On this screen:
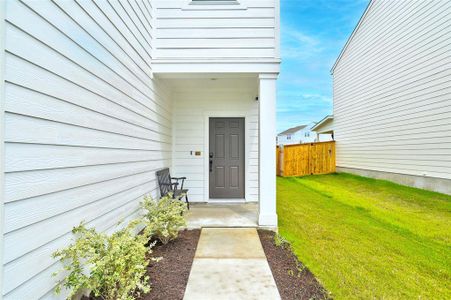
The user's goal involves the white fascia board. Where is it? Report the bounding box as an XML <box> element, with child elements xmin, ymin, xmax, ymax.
<box><xmin>311</xmin><ymin>115</ymin><xmax>333</xmax><ymax>131</ymax></box>
<box><xmin>152</xmin><ymin>59</ymin><xmax>281</xmax><ymax>74</ymax></box>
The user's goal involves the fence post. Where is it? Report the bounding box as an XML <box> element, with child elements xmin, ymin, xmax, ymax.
<box><xmin>280</xmin><ymin>145</ymin><xmax>284</xmax><ymax>177</ymax></box>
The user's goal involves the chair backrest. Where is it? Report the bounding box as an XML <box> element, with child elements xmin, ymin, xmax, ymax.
<box><xmin>156</xmin><ymin>168</ymin><xmax>172</xmax><ymax>197</ymax></box>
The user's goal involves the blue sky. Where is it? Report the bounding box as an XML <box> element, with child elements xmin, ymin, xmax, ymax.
<box><xmin>277</xmin><ymin>0</ymin><xmax>369</xmax><ymax>132</ymax></box>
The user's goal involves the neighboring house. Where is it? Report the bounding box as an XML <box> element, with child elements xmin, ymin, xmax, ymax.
<box><xmin>331</xmin><ymin>0</ymin><xmax>451</xmax><ymax>194</ymax></box>
<box><xmin>311</xmin><ymin>115</ymin><xmax>334</xmax><ymax>142</ymax></box>
<box><xmin>277</xmin><ymin>123</ymin><xmax>316</xmax><ymax>145</ymax></box>
<box><xmin>0</xmin><ymin>0</ymin><xmax>281</xmax><ymax>298</ymax></box>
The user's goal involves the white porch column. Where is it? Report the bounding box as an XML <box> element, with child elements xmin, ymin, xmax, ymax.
<box><xmin>258</xmin><ymin>73</ymin><xmax>278</xmax><ymax>227</ymax></box>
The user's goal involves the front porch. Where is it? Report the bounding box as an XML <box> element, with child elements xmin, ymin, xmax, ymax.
<box><xmin>156</xmin><ymin>72</ymin><xmax>279</xmax><ymax>228</ymax></box>
<box><xmin>185</xmin><ymin>203</ymin><xmax>258</xmax><ymax>229</ymax></box>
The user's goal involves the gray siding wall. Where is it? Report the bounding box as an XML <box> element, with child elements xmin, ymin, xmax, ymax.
<box><xmin>2</xmin><ymin>0</ymin><xmax>172</xmax><ymax>298</ymax></box>
<box><xmin>333</xmin><ymin>0</ymin><xmax>451</xmax><ymax>181</ymax></box>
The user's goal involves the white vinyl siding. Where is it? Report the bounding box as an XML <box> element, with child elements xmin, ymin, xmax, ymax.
<box><xmin>333</xmin><ymin>0</ymin><xmax>451</xmax><ymax>179</ymax></box>
<box><xmin>2</xmin><ymin>0</ymin><xmax>172</xmax><ymax>299</ymax></box>
<box><xmin>314</xmin><ymin>119</ymin><xmax>333</xmax><ymax>134</ymax></box>
<box><xmin>154</xmin><ymin>0</ymin><xmax>277</xmax><ymax>59</ymax></box>
<box><xmin>171</xmin><ymin>78</ymin><xmax>259</xmax><ymax>201</ymax></box>
<box><xmin>277</xmin><ymin>126</ymin><xmax>316</xmax><ymax>146</ymax></box>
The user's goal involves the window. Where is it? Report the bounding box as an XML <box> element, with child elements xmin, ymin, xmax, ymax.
<box><xmin>305</xmin><ymin>132</ymin><xmax>310</xmax><ymax>137</ymax></box>
<box><xmin>191</xmin><ymin>0</ymin><xmax>238</xmax><ymax>4</ymax></box>
<box><xmin>287</xmin><ymin>135</ymin><xmax>291</xmax><ymax>140</ymax></box>
<box><xmin>185</xmin><ymin>0</ymin><xmax>244</xmax><ymax>10</ymax></box>
<box><xmin>192</xmin><ymin>0</ymin><xmax>237</xmax><ymax>2</ymax></box>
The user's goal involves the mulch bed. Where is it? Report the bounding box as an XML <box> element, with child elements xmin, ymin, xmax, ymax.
<box><xmin>83</xmin><ymin>229</ymin><xmax>327</xmax><ymax>300</ymax></box>
<box><xmin>142</xmin><ymin>229</ymin><xmax>201</xmax><ymax>300</ymax></box>
<box><xmin>258</xmin><ymin>230</ymin><xmax>330</xmax><ymax>300</ymax></box>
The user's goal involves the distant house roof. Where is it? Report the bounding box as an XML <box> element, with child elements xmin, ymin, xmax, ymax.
<box><xmin>311</xmin><ymin>115</ymin><xmax>333</xmax><ymax>131</ymax></box>
<box><xmin>278</xmin><ymin>125</ymin><xmax>307</xmax><ymax>136</ymax></box>
<box><xmin>330</xmin><ymin>0</ymin><xmax>374</xmax><ymax>74</ymax></box>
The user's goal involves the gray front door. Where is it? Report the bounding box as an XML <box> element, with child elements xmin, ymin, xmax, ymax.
<box><xmin>209</xmin><ymin>118</ymin><xmax>245</xmax><ymax>198</ymax></box>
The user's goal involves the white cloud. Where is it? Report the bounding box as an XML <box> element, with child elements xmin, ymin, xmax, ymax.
<box><xmin>281</xmin><ymin>26</ymin><xmax>324</xmax><ymax>60</ymax></box>
<box><xmin>277</xmin><ymin>93</ymin><xmax>331</xmax><ymax>113</ymax></box>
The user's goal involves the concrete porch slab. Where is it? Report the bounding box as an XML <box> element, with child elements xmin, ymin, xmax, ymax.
<box><xmin>195</xmin><ymin>228</ymin><xmax>265</xmax><ymax>259</ymax></box>
<box><xmin>186</xmin><ymin>203</ymin><xmax>258</xmax><ymax>229</ymax></box>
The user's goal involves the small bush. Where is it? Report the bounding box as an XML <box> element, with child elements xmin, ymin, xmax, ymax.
<box><xmin>52</xmin><ymin>222</ymin><xmax>153</xmax><ymax>300</ymax></box>
<box><xmin>274</xmin><ymin>233</ymin><xmax>290</xmax><ymax>248</ymax></box>
<box><xmin>141</xmin><ymin>194</ymin><xmax>187</xmax><ymax>244</ymax></box>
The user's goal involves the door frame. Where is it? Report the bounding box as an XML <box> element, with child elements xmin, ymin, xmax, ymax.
<box><xmin>203</xmin><ymin>111</ymin><xmax>249</xmax><ymax>202</ymax></box>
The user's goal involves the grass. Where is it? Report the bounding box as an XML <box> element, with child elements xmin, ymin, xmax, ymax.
<box><xmin>277</xmin><ymin>173</ymin><xmax>451</xmax><ymax>299</ymax></box>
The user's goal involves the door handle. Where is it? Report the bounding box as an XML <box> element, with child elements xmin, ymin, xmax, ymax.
<box><xmin>209</xmin><ymin>153</ymin><xmax>214</xmax><ymax>172</ymax></box>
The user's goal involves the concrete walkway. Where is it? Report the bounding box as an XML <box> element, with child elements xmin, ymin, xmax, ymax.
<box><xmin>184</xmin><ymin>228</ymin><xmax>281</xmax><ymax>300</ymax></box>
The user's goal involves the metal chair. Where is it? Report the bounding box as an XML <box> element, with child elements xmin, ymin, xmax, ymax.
<box><xmin>156</xmin><ymin>168</ymin><xmax>189</xmax><ymax>209</ymax></box>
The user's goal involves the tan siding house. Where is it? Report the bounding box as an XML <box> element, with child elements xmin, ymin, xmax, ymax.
<box><xmin>332</xmin><ymin>0</ymin><xmax>451</xmax><ymax>194</ymax></box>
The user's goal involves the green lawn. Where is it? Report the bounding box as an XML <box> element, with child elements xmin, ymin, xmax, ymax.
<box><xmin>277</xmin><ymin>173</ymin><xmax>451</xmax><ymax>299</ymax></box>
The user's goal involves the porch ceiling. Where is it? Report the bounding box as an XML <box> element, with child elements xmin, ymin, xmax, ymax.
<box><xmin>154</xmin><ymin>72</ymin><xmax>259</xmax><ymax>79</ymax></box>
<box><xmin>160</xmin><ymin>75</ymin><xmax>259</xmax><ymax>93</ymax></box>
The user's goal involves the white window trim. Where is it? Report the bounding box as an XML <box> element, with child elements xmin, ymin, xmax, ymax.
<box><xmin>183</xmin><ymin>0</ymin><xmax>247</xmax><ymax>10</ymax></box>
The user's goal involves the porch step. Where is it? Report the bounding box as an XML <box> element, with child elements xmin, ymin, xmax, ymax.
<box><xmin>185</xmin><ymin>203</ymin><xmax>258</xmax><ymax>229</ymax></box>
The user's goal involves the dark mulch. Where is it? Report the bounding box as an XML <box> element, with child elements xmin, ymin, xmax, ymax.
<box><xmin>258</xmin><ymin>230</ymin><xmax>330</xmax><ymax>300</ymax></box>
<box><xmin>141</xmin><ymin>229</ymin><xmax>200</xmax><ymax>300</ymax></box>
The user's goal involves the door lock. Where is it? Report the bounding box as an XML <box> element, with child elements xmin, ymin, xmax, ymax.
<box><xmin>209</xmin><ymin>153</ymin><xmax>214</xmax><ymax>172</ymax></box>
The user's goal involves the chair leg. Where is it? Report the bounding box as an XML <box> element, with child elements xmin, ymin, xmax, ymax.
<box><xmin>185</xmin><ymin>194</ymin><xmax>190</xmax><ymax>210</ymax></box>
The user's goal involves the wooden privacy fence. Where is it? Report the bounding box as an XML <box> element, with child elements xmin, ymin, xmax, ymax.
<box><xmin>277</xmin><ymin>141</ymin><xmax>336</xmax><ymax>176</ymax></box>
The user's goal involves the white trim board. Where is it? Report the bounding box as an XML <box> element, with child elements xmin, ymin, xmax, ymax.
<box><xmin>182</xmin><ymin>0</ymin><xmax>247</xmax><ymax>10</ymax></box>
<box><xmin>203</xmin><ymin>111</ymin><xmax>251</xmax><ymax>203</ymax></box>
<box><xmin>152</xmin><ymin>61</ymin><xmax>280</xmax><ymax>74</ymax></box>
<box><xmin>0</xmin><ymin>0</ymin><xmax>6</xmax><ymax>297</ymax></box>
<box><xmin>274</xmin><ymin>0</ymin><xmax>281</xmax><ymax>59</ymax></box>
<box><xmin>208</xmin><ymin>198</ymin><xmax>247</xmax><ymax>203</ymax></box>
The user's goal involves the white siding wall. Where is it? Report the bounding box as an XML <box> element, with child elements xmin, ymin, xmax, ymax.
<box><xmin>277</xmin><ymin>127</ymin><xmax>316</xmax><ymax>145</ymax></box>
<box><xmin>333</xmin><ymin>0</ymin><xmax>451</xmax><ymax>180</ymax></box>
<box><xmin>170</xmin><ymin>77</ymin><xmax>259</xmax><ymax>202</ymax></box>
<box><xmin>314</xmin><ymin>119</ymin><xmax>334</xmax><ymax>142</ymax></box>
<box><xmin>297</xmin><ymin>127</ymin><xmax>316</xmax><ymax>144</ymax></box>
<box><xmin>277</xmin><ymin>132</ymin><xmax>301</xmax><ymax>145</ymax></box>
<box><xmin>317</xmin><ymin>134</ymin><xmax>333</xmax><ymax>142</ymax></box>
<box><xmin>154</xmin><ymin>0</ymin><xmax>277</xmax><ymax>59</ymax></box>
<box><xmin>2</xmin><ymin>0</ymin><xmax>172</xmax><ymax>299</ymax></box>
<box><xmin>314</xmin><ymin>119</ymin><xmax>333</xmax><ymax>134</ymax></box>
<box><xmin>277</xmin><ymin>134</ymin><xmax>292</xmax><ymax>146</ymax></box>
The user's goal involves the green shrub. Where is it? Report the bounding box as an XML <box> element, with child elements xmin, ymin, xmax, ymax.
<box><xmin>274</xmin><ymin>232</ymin><xmax>290</xmax><ymax>249</ymax></box>
<box><xmin>52</xmin><ymin>222</ymin><xmax>153</xmax><ymax>300</ymax></box>
<box><xmin>141</xmin><ymin>194</ymin><xmax>187</xmax><ymax>244</ymax></box>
